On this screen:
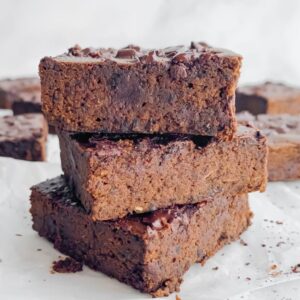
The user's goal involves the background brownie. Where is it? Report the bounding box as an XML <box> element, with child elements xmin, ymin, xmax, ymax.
<box><xmin>40</xmin><ymin>42</ymin><xmax>242</xmax><ymax>137</ymax></box>
<box><xmin>238</xmin><ymin>112</ymin><xmax>300</xmax><ymax>181</ymax></box>
<box><xmin>0</xmin><ymin>113</ymin><xmax>47</xmax><ymax>161</ymax></box>
<box><xmin>236</xmin><ymin>82</ymin><xmax>300</xmax><ymax>115</ymax></box>
<box><xmin>30</xmin><ymin>176</ymin><xmax>252</xmax><ymax>297</ymax></box>
<box><xmin>0</xmin><ymin>77</ymin><xmax>40</xmax><ymax>110</ymax></box>
<box><xmin>58</xmin><ymin>124</ymin><xmax>267</xmax><ymax>221</ymax></box>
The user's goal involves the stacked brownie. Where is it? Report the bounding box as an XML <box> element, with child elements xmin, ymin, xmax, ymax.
<box><xmin>30</xmin><ymin>43</ymin><xmax>268</xmax><ymax>297</ymax></box>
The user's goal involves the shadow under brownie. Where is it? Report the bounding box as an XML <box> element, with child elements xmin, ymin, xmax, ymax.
<box><xmin>30</xmin><ymin>176</ymin><xmax>252</xmax><ymax>297</ymax></box>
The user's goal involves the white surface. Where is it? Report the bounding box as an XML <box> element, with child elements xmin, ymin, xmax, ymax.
<box><xmin>1</xmin><ymin>0</ymin><xmax>300</xmax><ymax>85</ymax></box>
<box><xmin>0</xmin><ymin>153</ymin><xmax>300</xmax><ymax>299</ymax></box>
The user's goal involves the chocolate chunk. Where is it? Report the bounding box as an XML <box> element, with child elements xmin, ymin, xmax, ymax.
<box><xmin>170</xmin><ymin>64</ymin><xmax>188</xmax><ymax>80</ymax></box>
<box><xmin>116</xmin><ymin>48</ymin><xmax>138</xmax><ymax>59</ymax></box>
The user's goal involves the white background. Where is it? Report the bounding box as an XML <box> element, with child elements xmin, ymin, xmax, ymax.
<box><xmin>1</xmin><ymin>0</ymin><xmax>300</xmax><ymax>85</ymax></box>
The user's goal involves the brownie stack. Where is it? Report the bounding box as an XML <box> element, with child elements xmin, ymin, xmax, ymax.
<box><xmin>30</xmin><ymin>43</ymin><xmax>268</xmax><ymax>297</ymax></box>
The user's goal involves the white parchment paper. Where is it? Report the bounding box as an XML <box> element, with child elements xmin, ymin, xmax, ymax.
<box><xmin>0</xmin><ymin>118</ymin><xmax>300</xmax><ymax>299</ymax></box>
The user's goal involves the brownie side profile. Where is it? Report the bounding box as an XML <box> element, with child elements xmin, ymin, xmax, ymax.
<box><xmin>30</xmin><ymin>176</ymin><xmax>252</xmax><ymax>297</ymax></box>
<box><xmin>238</xmin><ymin>113</ymin><xmax>300</xmax><ymax>181</ymax></box>
<box><xmin>58</xmin><ymin>124</ymin><xmax>267</xmax><ymax>221</ymax></box>
<box><xmin>236</xmin><ymin>82</ymin><xmax>300</xmax><ymax>115</ymax></box>
<box><xmin>40</xmin><ymin>42</ymin><xmax>242</xmax><ymax>137</ymax></box>
<box><xmin>0</xmin><ymin>77</ymin><xmax>40</xmax><ymax>109</ymax></box>
<box><xmin>0</xmin><ymin>113</ymin><xmax>47</xmax><ymax>161</ymax></box>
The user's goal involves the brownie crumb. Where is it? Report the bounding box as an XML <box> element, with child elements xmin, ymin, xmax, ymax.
<box><xmin>270</xmin><ymin>264</ymin><xmax>277</xmax><ymax>270</ymax></box>
<box><xmin>52</xmin><ymin>257</ymin><xmax>83</xmax><ymax>273</ymax></box>
<box><xmin>292</xmin><ymin>264</ymin><xmax>300</xmax><ymax>273</ymax></box>
<box><xmin>240</xmin><ymin>239</ymin><xmax>248</xmax><ymax>246</ymax></box>
<box><xmin>212</xmin><ymin>266</ymin><xmax>219</xmax><ymax>271</ymax></box>
<box><xmin>276</xmin><ymin>241</ymin><xmax>285</xmax><ymax>247</ymax></box>
<box><xmin>37</xmin><ymin>248</ymin><xmax>42</xmax><ymax>251</ymax></box>
<box><xmin>245</xmin><ymin>277</ymin><xmax>251</xmax><ymax>281</ymax></box>
<box><xmin>245</xmin><ymin>262</ymin><xmax>250</xmax><ymax>266</ymax></box>
<box><xmin>15</xmin><ymin>233</ymin><xmax>22</xmax><ymax>237</ymax></box>
<box><xmin>261</xmin><ymin>244</ymin><xmax>266</xmax><ymax>247</ymax></box>
<box><xmin>275</xmin><ymin>220</ymin><xmax>283</xmax><ymax>225</ymax></box>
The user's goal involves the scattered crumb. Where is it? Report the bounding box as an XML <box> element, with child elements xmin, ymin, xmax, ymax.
<box><xmin>15</xmin><ymin>234</ymin><xmax>22</xmax><ymax>237</ymax></box>
<box><xmin>52</xmin><ymin>257</ymin><xmax>83</xmax><ymax>273</ymax></box>
<box><xmin>245</xmin><ymin>277</ymin><xmax>251</xmax><ymax>281</ymax></box>
<box><xmin>276</xmin><ymin>241</ymin><xmax>285</xmax><ymax>247</ymax></box>
<box><xmin>261</xmin><ymin>244</ymin><xmax>266</xmax><ymax>247</ymax></box>
<box><xmin>275</xmin><ymin>220</ymin><xmax>283</xmax><ymax>225</ymax></box>
<box><xmin>176</xmin><ymin>295</ymin><xmax>182</xmax><ymax>300</ymax></box>
<box><xmin>212</xmin><ymin>266</ymin><xmax>219</xmax><ymax>271</ymax></box>
<box><xmin>0</xmin><ymin>258</ymin><xmax>2</xmax><ymax>263</ymax></box>
<box><xmin>270</xmin><ymin>264</ymin><xmax>277</xmax><ymax>270</ymax></box>
<box><xmin>240</xmin><ymin>239</ymin><xmax>248</xmax><ymax>246</ymax></box>
<box><xmin>37</xmin><ymin>249</ymin><xmax>42</xmax><ymax>252</ymax></box>
<box><xmin>245</xmin><ymin>262</ymin><xmax>250</xmax><ymax>266</ymax></box>
<box><xmin>292</xmin><ymin>264</ymin><xmax>300</xmax><ymax>273</ymax></box>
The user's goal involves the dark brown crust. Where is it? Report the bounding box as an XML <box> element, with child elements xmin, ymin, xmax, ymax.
<box><xmin>0</xmin><ymin>77</ymin><xmax>40</xmax><ymax>109</ymax></box>
<box><xmin>39</xmin><ymin>42</ymin><xmax>242</xmax><ymax>136</ymax></box>
<box><xmin>237</xmin><ymin>112</ymin><xmax>300</xmax><ymax>181</ymax></box>
<box><xmin>0</xmin><ymin>113</ymin><xmax>47</xmax><ymax>161</ymax></box>
<box><xmin>58</xmin><ymin>124</ymin><xmax>268</xmax><ymax>221</ymax></box>
<box><xmin>236</xmin><ymin>82</ymin><xmax>300</xmax><ymax>115</ymax></box>
<box><xmin>30</xmin><ymin>176</ymin><xmax>252</xmax><ymax>297</ymax></box>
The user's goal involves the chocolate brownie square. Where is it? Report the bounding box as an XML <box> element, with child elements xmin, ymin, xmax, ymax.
<box><xmin>0</xmin><ymin>113</ymin><xmax>47</xmax><ymax>161</ymax></box>
<box><xmin>58</xmin><ymin>124</ymin><xmax>267</xmax><ymax>221</ymax></box>
<box><xmin>0</xmin><ymin>77</ymin><xmax>40</xmax><ymax>110</ymax></box>
<box><xmin>238</xmin><ymin>112</ymin><xmax>300</xmax><ymax>181</ymax></box>
<box><xmin>40</xmin><ymin>42</ymin><xmax>242</xmax><ymax>137</ymax></box>
<box><xmin>30</xmin><ymin>176</ymin><xmax>252</xmax><ymax>297</ymax></box>
<box><xmin>236</xmin><ymin>82</ymin><xmax>300</xmax><ymax>115</ymax></box>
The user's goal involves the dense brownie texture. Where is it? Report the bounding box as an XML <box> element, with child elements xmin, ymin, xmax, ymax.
<box><xmin>236</xmin><ymin>82</ymin><xmax>300</xmax><ymax>115</ymax></box>
<box><xmin>30</xmin><ymin>176</ymin><xmax>252</xmax><ymax>297</ymax></box>
<box><xmin>0</xmin><ymin>77</ymin><xmax>40</xmax><ymax>110</ymax></box>
<box><xmin>58</xmin><ymin>124</ymin><xmax>267</xmax><ymax>221</ymax></box>
<box><xmin>238</xmin><ymin>112</ymin><xmax>300</xmax><ymax>181</ymax></box>
<box><xmin>0</xmin><ymin>113</ymin><xmax>47</xmax><ymax>161</ymax></box>
<box><xmin>40</xmin><ymin>42</ymin><xmax>242</xmax><ymax>137</ymax></box>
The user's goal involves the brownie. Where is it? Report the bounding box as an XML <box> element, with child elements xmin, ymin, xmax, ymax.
<box><xmin>0</xmin><ymin>113</ymin><xmax>47</xmax><ymax>161</ymax></box>
<box><xmin>237</xmin><ymin>112</ymin><xmax>300</xmax><ymax>181</ymax></box>
<box><xmin>0</xmin><ymin>77</ymin><xmax>40</xmax><ymax>110</ymax></box>
<box><xmin>39</xmin><ymin>42</ymin><xmax>242</xmax><ymax>137</ymax></box>
<box><xmin>58</xmin><ymin>124</ymin><xmax>267</xmax><ymax>221</ymax></box>
<box><xmin>236</xmin><ymin>82</ymin><xmax>300</xmax><ymax>115</ymax></box>
<box><xmin>30</xmin><ymin>176</ymin><xmax>252</xmax><ymax>297</ymax></box>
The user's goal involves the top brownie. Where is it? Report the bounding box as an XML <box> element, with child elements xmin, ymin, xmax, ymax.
<box><xmin>0</xmin><ymin>77</ymin><xmax>41</xmax><ymax>110</ymax></box>
<box><xmin>236</xmin><ymin>82</ymin><xmax>300</xmax><ymax>115</ymax></box>
<box><xmin>40</xmin><ymin>42</ymin><xmax>242</xmax><ymax>136</ymax></box>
